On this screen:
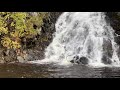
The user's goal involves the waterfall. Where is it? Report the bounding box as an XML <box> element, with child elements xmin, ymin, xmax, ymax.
<box><xmin>31</xmin><ymin>12</ymin><xmax>120</xmax><ymax>67</ymax></box>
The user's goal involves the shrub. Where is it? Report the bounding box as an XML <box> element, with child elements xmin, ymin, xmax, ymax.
<box><xmin>0</xmin><ymin>12</ymin><xmax>49</xmax><ymax>50</ymax></box>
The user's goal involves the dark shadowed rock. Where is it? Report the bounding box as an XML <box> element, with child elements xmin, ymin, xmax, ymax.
<box><xmin>102</xmin><ymin>38</ymin><xmax>113</xmax><ymax>65</ymax></box>
<box><xmin>116</xmin><ymin>47</ymin><xmax>120</xmax><ymax>59</ymax></box>
<box><xmin>70</xmin><ymin>56</ymin><xmax>79</xmax><ymax>63</ymax></box>
<box><xmin>102</xmin><ymin>39</ymin><xmax>113</xmax><ymax>58</ymax></box>
<box><xmin>102</xmin><ymin>55</ymin><xmax>112</xmax><ymax>64</ymax></box>
<box><xmin>70</xmin><ymin>56</ymin><xmax>88</xmax><ymax>65</ymax></box>
<box><xmin>70</xmin><ymin>60</ymin><xmax>74</xmax><ymax>63</ymax></box>
<box><xmin>18</xmin><ymin>12</ymin><xmax>63</xmax><ymax>62</ymax></box>
<box><xmin>106</xmin><ymin>12</ymin><xmax>120</xmax><ymax>45</ymax></box>
<box><xmin>79</xmin><ymin>57</ymin><xmax>89</xmax><ymax>65</ymax></box>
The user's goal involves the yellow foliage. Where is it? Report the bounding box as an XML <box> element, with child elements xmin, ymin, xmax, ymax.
<box><xmin>1</xmin><ymin>37</ymin><xmax>12</xmax><ymax>49</ymax></box>
<box><xmin>0</xmin><ymin>12</ymin><xmax>49</xmax><ymax>49</ymax></box>
<box><xmin>11</xmin><ymin>41</ymin><xmax>21</xmax><ymax>49</ymax></box>
<box><xmin>1</xmin><ymin>37</ymin><xmax>21</xmax><ymax>49</ymax></box>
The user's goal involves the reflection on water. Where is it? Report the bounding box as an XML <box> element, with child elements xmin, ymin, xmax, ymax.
<box><xmin>0</xmin><ymin>63</ymin><xmax>120</xmax><ymax>78</ymax></box>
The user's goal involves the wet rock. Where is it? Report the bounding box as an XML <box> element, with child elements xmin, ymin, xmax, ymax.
<box><xmin>0</xmin><ymin>57</ymin><xmax>5</xmax><ymax>63</ymax></box>
<box><xmin>26</xmin><ymin>49</ymin><xmax>44</xmax><ymax>61</ymax></box>
<box><xmin>0</xmin><ymin>50</ymin><xmax>4</xmax><ymax>63</ymax></box>
<box><xmin>23</xmin><ymin>54</ymin><xmax>32</xmax><ymax>61</ymax></box>
<box><xmin>0</xmin><ymin>60</ymin><xmax>5</xmax><ymax>63</ymax></box>
<box><xmin>1</xmin><ymin>49</ymin><xmax>17</xmax><ymax>63</ymax></box>
<box><xmin>106</xmin><ymin>12</ymin><xmax>120</xmax><ymax>32</ymax></box>
<box><xmin>117</xmin><ymin>47</ymin><xmax>120</xmax><ymax>59</ymax></box>
<box><xmin>102</xmin><ymin>38</ymin><xmax>113</xmax><ymax>65</ymax></box>
<box><xmin>74</xmin><ymin>56</ymin><xmax>79</xmax><ymax>60</ymax></box>
<box><xmin>106</xmin><ymin>12</ymin><xmax>120</xmax><ymax>45</ymax></box>
<box><xmin>17</xmin><ymin>56</ymin><xmax>25</xmax><ymax>63</ymax></box>
<box><xmin>114</xmin><ymin>36</ymin><xmax>120</xmax><ymax>46</ymax></box>
<box><xmin>70</xmin><ymin>56</ymin><xmax>88</xmax><ymax>65</ymax></box>
<box><xmin>102</xmin><ymin>55</ymin><xmax>112</xmax><ymax>64</ymax></box>
<box><xmin>70</xmin><ymin>56</ymin><xmax>79</xmax><ymax>63</ymax></box>
<box><xmin>70</xmin><ymin>60</ymin><xmax>75</xmax><ymax>63</ymax></box>
<box><xmin>103</xmin><ymin>39</ymin><xmax>113</xmax><ymax>58</ymax></box>
<box><xmin>23</xmin><ymin>55</ymin><xmax>29</xmax><ymax>61</ymax></box>
<box><xmin>4</xmin><ymin>50</ymin><xmax>9</xmax><ymax>56</ymax></box>
<box><xmin>79</xmin><ymin>57</ymin><xmax>89</xmax><ymax>65</ymax></box>
<box><xmin>4</xmin><ymin>56</ymin><xmax>16</xmax><ymax>63</ymax></box>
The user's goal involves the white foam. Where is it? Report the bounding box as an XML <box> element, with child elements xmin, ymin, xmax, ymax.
<box><xmin>31</xmin><ymin>12</ymin><xmax>120</xmax><ymax>67</ymax></box>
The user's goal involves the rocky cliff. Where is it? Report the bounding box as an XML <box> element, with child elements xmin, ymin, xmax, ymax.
<box><xmin>0</xmin><ymin>12</ymin><xmax>62</xmax><ymax>63</ymax></box>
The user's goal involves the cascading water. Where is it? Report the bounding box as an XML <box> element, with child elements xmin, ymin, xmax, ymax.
<box><xmin>31</xmin><ymin>12</ymin><xmax>120</xmax><ymax>67</ymax></box>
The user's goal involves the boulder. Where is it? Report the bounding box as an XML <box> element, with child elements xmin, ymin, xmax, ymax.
<box><xmin>70</xmin><ymin>56</ymin><xmax>88</xmax><ymax>65</ymax></box>
<box><xmin>79</xmin><ymin>57</ymin><xmax>89</xmax><ymax>65</ymax></box>
<box><xmin>17</xmin><ymin>56</ymin><xmax>25</xmax><ymax>63</ymax></box>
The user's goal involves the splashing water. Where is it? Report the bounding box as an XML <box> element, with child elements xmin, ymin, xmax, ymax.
<box><xmin>31</xmin><ymin>12</ymin><xmax>120</xmax><ymax>67</ymax></box>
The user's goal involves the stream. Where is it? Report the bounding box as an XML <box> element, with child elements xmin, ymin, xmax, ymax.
<box><xmin>0</xmin><ymin>63</ymin><xmax>120</xmax><ymax>78</ymax></box>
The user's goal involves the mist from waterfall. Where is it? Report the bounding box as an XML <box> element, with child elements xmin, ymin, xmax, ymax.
<box><xmin>31</xmin><ymin>12</ymin><xmax>120</xmax><ymax>67</ymax></box>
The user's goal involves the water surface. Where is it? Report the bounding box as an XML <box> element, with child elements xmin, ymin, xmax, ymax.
<box><xmin>0</xmin><ymin>63</ymin><xmax>120</xmax><ymax>78</ymax></box>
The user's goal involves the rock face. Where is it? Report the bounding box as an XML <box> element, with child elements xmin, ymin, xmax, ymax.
<box><xmin>22</xmin><ymin>12</ymin><xmax>63</xmax><ymax>62</ymax></box>
<box><xmin>0</xmin><ymin>49</ymin><xmax>17</xmax><ymax>63</ymax></box>
<box><xmin>106</xmin><ymin>12</ymin><xmax>120</xmax><ymax>45</ymax></box>
<box><xmin>102</xmin><ymin>38</ymin><xmax>113</xmax><ymax>64</ymax></box>
<box><xmin>105</xmin><ymin>12</ymin><xmax>120</xmax><ymax>61</ymax></box>
<box><xmin>0</xmin><ymin>12</ymin><xmax>62</xmax><ymax>63</ymax></box>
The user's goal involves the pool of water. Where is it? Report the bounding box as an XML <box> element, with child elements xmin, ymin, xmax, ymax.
<box><xmin>0</xmin><ymin>63</ymin><xmax>120</xmax><ymax>78</ymax></box>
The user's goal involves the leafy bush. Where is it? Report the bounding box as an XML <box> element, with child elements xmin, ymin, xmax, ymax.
<box><xmin>0</xmin><ymin>12</ymin><xmax>49</xmax><ymax>49</ymax></box>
